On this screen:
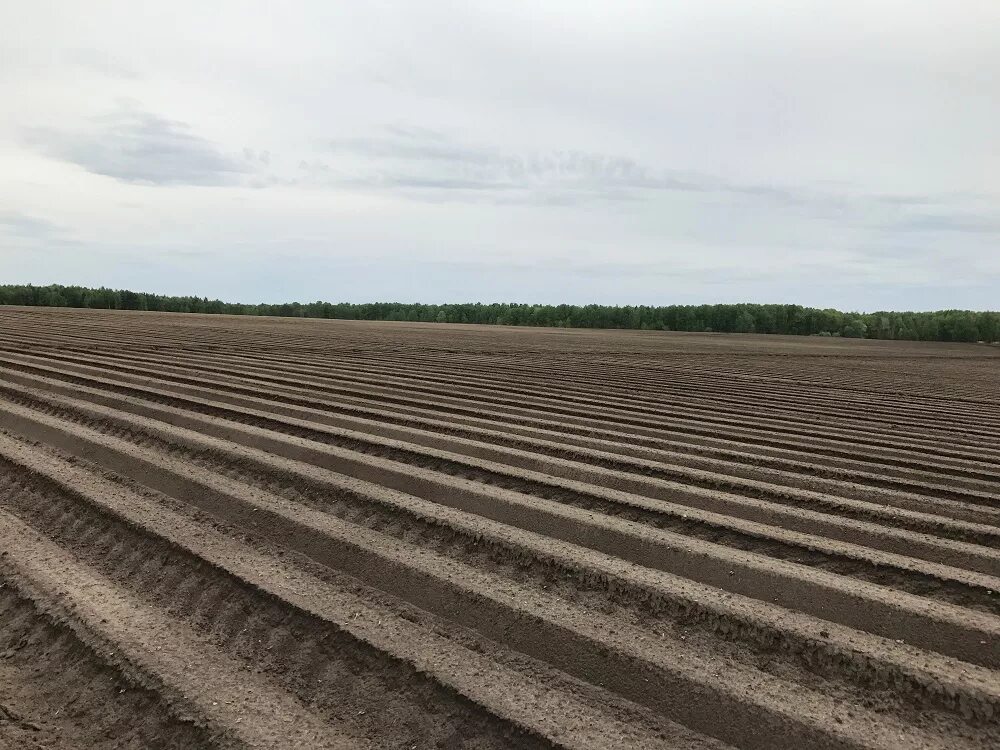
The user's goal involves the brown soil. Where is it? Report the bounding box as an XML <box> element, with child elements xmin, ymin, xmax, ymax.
<box><xmin>0</xmin><ymin>306</ymin><xmax>998</xmax><ymax>749</ymax></box>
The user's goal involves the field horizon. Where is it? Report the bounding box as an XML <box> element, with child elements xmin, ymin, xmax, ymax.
<box><xmin>4</xmin><ymin>283</ymin><xmax>1000</xmax><ymax>343</ymax></box>
<box><xmin>5</xmin><ymin>302</ymin><xmax>1000</xmax><ymax>351</ymax></box>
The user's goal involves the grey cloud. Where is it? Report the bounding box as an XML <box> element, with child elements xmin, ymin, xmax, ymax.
<box><xmin>0</xmin><ymin>210</ymin><xmax>81</xmax><ymax>249</ymax></box>
<box><xmin>892</xmin><ymin>214</ymin><xmax>1000</xmax><ymax>234</ymax></box>
<box><xmin>311</xmin><ymin>127</ymin><xmax>725</xmax><ymax>205</ymax></box>
<box><xmin>304</xmin><ymin>126</ymin><xmax>994</xmax><ymax>226</ymax></box>
<box><xmin>329</xmin><ymin>135</ymin><xmax>494</xmax><ymax>166</ymax></box>
<box><xmin>29</xmin><ymin>106</ymin><xmax>251</xmax><ymax>186</ymax></box>
<box><xmin>870</xmin><ymin>194</ymin><xmax>939</xmax><ymax>207</ymax></box>
<box><xmin>332</xmin><ymin>128</ymin><xmax>664</xmax><ymax>174</ymax></box>
<box><xmin>319</xmin><ymin>126</ymin><xmax>944</xmax><ymax>214</ymax></box>
<box><xmin>368</xmin><ymin>175</ymin><xmax>512</xmax><ymax>191</ymax></box>
<box><xmin>0</xmin><ymin>210</ymin><xmax>63</xmax><ymax>237</ymax></box>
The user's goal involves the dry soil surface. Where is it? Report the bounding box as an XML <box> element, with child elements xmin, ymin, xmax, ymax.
<box><xmin>0</xmin><ymin>306</ymin><xmax>998</xmax><ymax>749</ymax></box>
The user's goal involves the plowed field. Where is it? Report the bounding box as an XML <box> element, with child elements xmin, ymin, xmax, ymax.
<box><xmin>1</xmin><ymin>306</ymin><xmax>998</xmax><ymax>749</ymax></box>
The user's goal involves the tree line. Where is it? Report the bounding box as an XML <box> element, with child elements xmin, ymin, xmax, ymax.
<box><xmin>2</xmin><ymin>283</ymin><xmax>997</xmax><ymax>342</ymax></box>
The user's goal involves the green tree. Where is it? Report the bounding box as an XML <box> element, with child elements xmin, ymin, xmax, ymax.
<box><xmin>734</xmin><ymin>310</ymin><xmax>756</xmax><ymax>333</ymax></box>
<box><xmin>842</xmin><ymin>319</ymin><xmax>868</xmax><ymax>338</ymax></box>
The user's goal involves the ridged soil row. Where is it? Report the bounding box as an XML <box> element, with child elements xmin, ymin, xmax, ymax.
<box><xmin>3</xmin><ymin>344</ymin><xmax>998</xmax><ymax>491</ymax></box>
<box><xmin>2</xmin><ymin>410</ymin><xmax>999</xmax><ymax>750</ymax></box>
<box><xmin>3</xmin><ymin>310</ymin><xmax>995</xmax><ymax>412</ymax></box>
<box><xmin>5</xmin><ymin>351</ymin><xmax>1000</xmax><ymax>513</ymax></box>
<box><xmin>11</xmin><ymin>335</ymin><xmax>1000</xmax><ymax>489</ymax></box>
<box><xmin>5</xmin><ymin>369</ymin><xmax>1000</xmax><ymax>584</ymax></box>
<box><xmin>8</xmin><ymin>376</ymin><xmax>1000</xmax><ymax>625</ymax></box>
<box><xmin>353</xmin><ymin>349</ymin><xmax>1000</xmax><ymax>424</ymax></box>
<box><xmin>0</xmin><ymin>357</ymin><xmax>1000</xmax><ymax>545</ymax></box>
<box><xmin>0</xmin><ymin>434</ymin><xmax>703</xmax><ymax>750</ymax></box>
<box><xmin>0</xmin><ymin>578</ymin><xmax>229</xmax><ymax>750</ymax></box>
<box><xmin>2</xmin><ymin>387</ymin><xmax>999</xmax><ymax>674</ymax></box>
<box><xmin>143</xmin><ymin>347</ymin><xmax>1000</xmax><ymax>460</ymax></box>
<box><xmin>7</xmin><ymin>335</ymin><xmax>1000</xmax><ymax>463</ymax></box>
<box><xmin>0</xmin><ymin>510</ymin><xmax>353</xmax><ymax>749</ymax></box>
<box><xmin>7</xmin><ymin>321</ymin><xmax>997</xmax><ymax>434</ymax></box>
<box><xmin>7</xmin><ymin>326</ymin><xmax>1000</xmax><ymax>463</ymax></box>
<box><xmin>581</xmin><ymin>351</ymin><xmax>1000</xmax><ymax>403</ymax></box>
<box><xmin>16</xmin><ymin>315</ymin><xmax>1000</xmax><ymax>436</ymax></box>
<box><xmin>0</xmin><ymin>355</ymin><xmax>1000</xmax><ymax>526</ymax></box>
<box><xmin>744</xmin><ymin>358</ymin><xmax>1000</xmax><ymax>401</ymax></box>
<box><xmin>206</xmin><ymin>348</ymin><xmax>1000</xmax><ymax>440</ymax></box>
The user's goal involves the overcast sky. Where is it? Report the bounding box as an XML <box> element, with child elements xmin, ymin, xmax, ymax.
<box><xmin>2</xmin><ymin>2</ymin><xmax>998</xmax><ymax>310</ymax></box>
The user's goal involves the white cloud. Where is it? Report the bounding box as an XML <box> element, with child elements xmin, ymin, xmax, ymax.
<box><xmin>0</xmin><ymin>1</ymin><xmax>998</xmax><ymax>310</ymax></box>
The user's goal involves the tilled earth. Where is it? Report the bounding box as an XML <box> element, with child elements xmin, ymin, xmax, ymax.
<box><xmin>0</xmin><ymin>306</ymin><xmax>997</xmax><ymax>749</ymax></box>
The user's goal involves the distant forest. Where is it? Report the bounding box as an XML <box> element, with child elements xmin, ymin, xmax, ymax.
<box><xmin>2</xmin><ymin>283</ymin><xmax>998</xmax><ymax>342</ymax></box>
